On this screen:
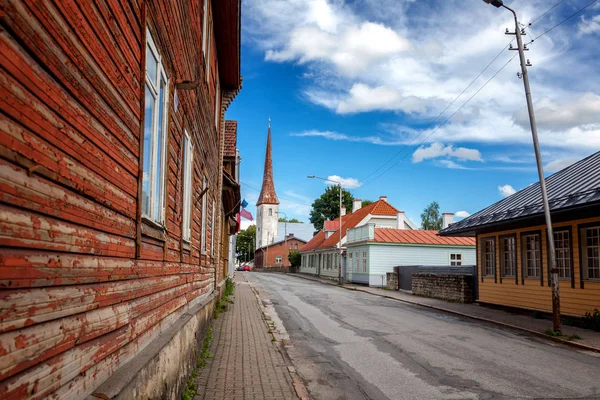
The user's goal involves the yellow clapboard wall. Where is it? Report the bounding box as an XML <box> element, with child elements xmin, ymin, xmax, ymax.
<box><xmin>477</xmin><ymin>216</ymin><xmax>600</xmax><ymax>317</ymax></box>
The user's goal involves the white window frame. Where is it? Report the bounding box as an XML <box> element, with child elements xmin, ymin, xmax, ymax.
<box><xmin>554</xmin><ymin>230</ymin><xmax>571</xmax><ymax>279</ymax></box>
<box><xmin>182</xmin><ymin>131</ymin><xmax>193</xmax><ymax>242</ymax></box>
<box><xmin>362</xmin><ymin>251</ymin><xmax>367</xmax><ymax>273</ymax></box>
<box><xmin>143</xmin><ymin>29</ymin><xmax>169</xmax><ymax>224</ymax></box>
<box><xmin>582</xmin><ymin>226</ymin><xmax>600</xmax><ymax>280</ymax></box>
<box><xmin>449</xmin><ymin>253</ymin><xmax>462</xmax><ymax>266</ymax></box>
<box><xmin>276</xmin><ymin>256</ymin><xmax>282</xmax><ymax>265</ymax></box>
<box><xmin>483</xmin><ymin>238</ymin><xmax>495</xmax><ymax>277</ymax></box>
<box><xmin>211</xmin><ymin>201</ymin><xmax>216</xmax><ymax>256</ymax></box>
<box><xmin>206</xmin><ymin>20</ymin><xmax>212</xmax><ymax>82</ymax></box>
<box><xmin>522</xmin><ymin>233</ymin><xmax>541</xmax><ymax>278</ymax></box>
<box><xmin>501</xmin><ymin>236</ymin><xmax>516</xmax><ymax>277</ymax></box>
<box><xmin>202</xmin><ymin>0</ymin><xmax>209</xmax><ymax>57</ymax></box>
<box><xmin>201</xmin><ymin>176</ymin><xmax>208</xmax><ymax>254</ymax></box>
<box><xmin>214</xmin><ymin>77</ymin><xmax>220</xmax><ymax>129</ymax></box>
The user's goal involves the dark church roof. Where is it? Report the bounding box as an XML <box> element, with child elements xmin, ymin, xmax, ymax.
<box><xmin>257</xmin><ymin>123</ymin><xmax>279</xmax><ymax>206</ymax></box>
<box><xmin>440</xmin><ymin>151</ymin><xmax>600</xmax><ymax>236</ymax></box>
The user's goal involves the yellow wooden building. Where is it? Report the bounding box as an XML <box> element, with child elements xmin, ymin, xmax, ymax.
<box><xmin>440</xmin><ymin>151</ymin><xmax>600</xmax><ymax>317</ymax></box>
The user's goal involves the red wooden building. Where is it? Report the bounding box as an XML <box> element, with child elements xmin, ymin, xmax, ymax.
<box><xmin>0</xmin><ymin>0</ymin><xmax>241</xmax><ymax>398</ymax></box>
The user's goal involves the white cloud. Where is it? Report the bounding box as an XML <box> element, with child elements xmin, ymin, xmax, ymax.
<box><xmin>291</xmin><ymin>130</ymin><xmax>404</xmax><ymax>146</ymax></box>
<box><xmin>240</xmin><ymin>220</ymin><xmax>256</xmax><ymax>231</ymax></box>
<box><xmin>455</xmin><ymin>211</ymin><xmax>470</xmax><ymax>218</ymax></box>
<box><xmin>412</xmin><ymin>142</ymin><xmax>483</xmax><ymax>163</ymax></box>
<box><xmin>498</xmin><ymin>184</ymin><xmax>516</xmax><ymax>198</ymax></box>
<box><xmin>245</xmin><ymin>0</ymin><xmax>600</xmax><ymax>171</ymax></box>
<box><xmin>438</xmin><ymin>160</ymin><xmax>472</xmax><ymax>170</ymax></box>
<box><xmin>326</xmin><ymin>175</ymin><xmax>362</xmax><ymax>189</ymax></box>
<box><xmin>513</xmin><ymin>93</ymin><xmax>600</xmax><ymax>131</ymax></box>
<box><xmin>544</xmin><ymin>158</ymin><xmax>578</xmax><ymax>173</ymax></box>
<box><xmin>306</xmin><ymin>83</ymin><xmax>430</xmax><ymax>115</ymax></box>
<box><xmin>265</xmin><ymin>22</ymin><xmax>410</xmax><ymax>76</ymax></box>
<box><xmin>579</xmin><ymin>14</ymin><xmax>600</xmax><ymax>35</ymax></box>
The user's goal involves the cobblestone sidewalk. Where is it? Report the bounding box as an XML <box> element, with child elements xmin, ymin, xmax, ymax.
<box><xmin>194</xmin><ymin>274</ymin><xmax>298</xmax><ymax>400</ymax></box>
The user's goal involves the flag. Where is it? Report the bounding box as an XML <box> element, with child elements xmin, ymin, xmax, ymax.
<box><xmin>240</xmin><ymin>207</ymin><xmax>253</xmax><ymax>221</ymax></box>
<box><xmin>241</xmin><ymin>199</ymin><xmax>248</xmax><ymax>208</ymax></box>
<box><xmin>236</xmin><ymin>212</ymin><xmax>241</xmax><ymax>232</ymax></box>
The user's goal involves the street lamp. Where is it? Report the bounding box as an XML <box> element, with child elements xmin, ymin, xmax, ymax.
<box><xmin>483</xmin><ymin>0</ymin><xmax>561</xmax><ymax>332</ymax></box>
<box><xmin>308</xmin><ymin>175</ymin><xmax>344</xmax><ymax>285</ymax></box>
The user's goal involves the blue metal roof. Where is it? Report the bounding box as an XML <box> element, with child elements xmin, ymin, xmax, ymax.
<box><xmin>440</xmin><ymin>151</ymin><xmax>600</xmax><ymax>236</ymax></box>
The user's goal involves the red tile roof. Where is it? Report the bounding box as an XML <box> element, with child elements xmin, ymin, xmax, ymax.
<box><xmin>300</xmin><ymin>199</ymin><xmax>400</xmax><ymax>252</ymax></box>
<box><xmin>224</xmin><ymin>120</ymin><xmax>237</xmax><ymax>158</ymax></box>
<box><xmin>324</xmin><ymin>220</ymin><xmax>340</xmax><ymax>230</ymax></box>
<box><xmin>374</xmin><ymin>228</ymin><xmax>475</xmax><ymax>246</ymax></box>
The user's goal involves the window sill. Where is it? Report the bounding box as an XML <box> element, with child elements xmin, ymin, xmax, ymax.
<box><xmin>141</xmin><ymin>217</ymin><xmax>166</xmax><ymax>241</ymax></box>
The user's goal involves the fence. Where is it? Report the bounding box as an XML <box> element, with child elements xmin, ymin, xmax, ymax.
<box><xmin>396</xmin><ymin>265</ymin><xmax>478</xmax><ymax>300</ymax></box>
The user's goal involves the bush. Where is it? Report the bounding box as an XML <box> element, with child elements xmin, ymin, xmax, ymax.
<box><xmin>583</xmin><ymin>308</ymin><xmax>600</xmax><ymax>332</ymax></box>
<box><xmin>288</xmin><ymin>250</ymin><xmax>301</xmax><ymax>268</ymax></box>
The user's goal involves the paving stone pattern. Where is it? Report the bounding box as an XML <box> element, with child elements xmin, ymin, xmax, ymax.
<box><xmin>195</xmin><ymin>276</ymin><xmax>297</xmax><ymax>400</ymax></box>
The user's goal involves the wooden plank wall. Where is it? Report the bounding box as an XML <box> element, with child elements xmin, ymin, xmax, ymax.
<box><xmin>477</xmin><ymin>216</ymin><xmax>600</xmax><ymax>316</ymax></box>
<box><xmin>0</xmin><ymin>0</ymin><xmax>228</xmax><ymax>398</ymax></box>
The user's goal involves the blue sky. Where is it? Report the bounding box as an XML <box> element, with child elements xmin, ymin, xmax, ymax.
<box><xmin>227</xmin><ymin>0</ymin><xmax>600</xmax><ymax>228</ymax></box>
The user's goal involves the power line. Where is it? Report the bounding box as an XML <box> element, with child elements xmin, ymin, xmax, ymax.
<box><xmin>358</xmin><ymin>39</ymin><xmax>514</xmax><ymax>185</ymax></box>
<box><xmin>358</xmin><ymin>53</ymin><xmax>519</xmax><ymax>191</ymax></box>
<box><xmin>527</xmin><ymin>0</ymin><xmax>599</xmax><ymax>44</ymax></box>
<box><xmin>528</xmin><ymin>0</ymin><xmax>567</xmax><ymax>25</ymax></box>
<box><xmin>353</xmin><ymin>0</ymin><xmax>576</xmax><ymax>192</ymax></box>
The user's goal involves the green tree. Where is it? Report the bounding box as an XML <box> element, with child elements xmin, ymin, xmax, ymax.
<box><xmin>309</xmin><ymin>186</ymin><xmax>354</xmax><ymax>232</ymax></box>
<box><xmin>288</xmin><ymin>250</ymin><xmax>301</xmax><ymax>268</ymax></box>
<box><xmin>278</xmin><ymin>217</ymin><xmax>302</xmax><ymax>223</ymax></box>
<box><xmin>361</xmin><ymin>200</ymin><xmax>373</xmax><ymax>207</ymax></box>
<box><xmin>421</xmin><ymin>201</ymin><xmax>443</xmax><ymax>230</ymax></box>
<box><xmin>235</xmin><ymin>225</ymin><xmax>256</xmax><ymax>262</ymax></box>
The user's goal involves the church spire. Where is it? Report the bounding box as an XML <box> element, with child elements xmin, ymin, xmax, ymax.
<box><xmin>257</xmin><ymin>120</ymin><xmax>279</xmax><ymax>206</ymax></box>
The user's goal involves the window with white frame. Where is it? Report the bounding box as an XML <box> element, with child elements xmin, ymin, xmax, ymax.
<box><xmin>482</xmin><ymin>238</ymin><xmax>495</xmax><ymax>276</ymax></box>
<box><xmin>201</xmin><ymin>176</ymin><xmax>208</xmax><ymax>253</ymax></box>
<box><xmin>269</xmin><ymin>208</ymin><xmax>272</xmax><ymax>216</ymax></box>
<box><xmin>501</xmin><ymin>236</ymin><xmax>516</xmax><ymax>277</ymax></box>
<box><xmin>522</xmin><ymin>233</ymin><xmax>541</xmax><ymax>278</ymax></box>
<box><xmin>214</xmin><ymin>77</ymin><xmax>220</xmax><ymax>128</ymax></box>
<box><xmin>143</xmin><ymin>30</ymin><xmax>169</xmax><ymax>223</ymax></box>
<box><xmin>211</xmin><ymin>201</ymin><xmax>216</xmax><ymax>256</ymax></box>
<box><xmin>276</xmin><ymin>256</ymin><xmax>282</xmax><ymax>265</ymax></box>
<box><xmin>582</xmin><ymin>226</ymin><xmax>600</xmax><ymax>280</ymax></box>
<box><xmin>449</xmin><ymin>253</ymin><xmax>462</xmax><ymax>266</ymax></box>
<box><xmin>295</xmin><ymin>244</ymin><xmax>298</xmax><ymax>250</ymax></box>
<box><xmin>362</xmin><ymin>251</ymin><xmax>367</xmax><ymax>273</ymax></box>
<box><xmin>202</xmin><ymin>0</ymin><xmax>209</xmax><ymax>57</ymax></box>
<box><xmin>181</xmin><ymin>131</ymin><xmax>193</xmax><ymax>241</ymax></box>
<box><xmin>554</xmin><ymin>230</ymin><xmax>571</xmax><ymax>279</ymax></box>
<box><xmin>349</xmin><ymin>252</ymin><xmax>353</xmax><ymax>271</ymax></box>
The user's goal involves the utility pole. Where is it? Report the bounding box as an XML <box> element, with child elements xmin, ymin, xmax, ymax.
<box><xmin>484</xmin><ymin>0</ymin><xmax>560</xmax><ymax>332</ymax></box>
<box><xmin>278</xmin><ymin>211</ymin><xmax>288</xmax><ymax>267</ymax></box>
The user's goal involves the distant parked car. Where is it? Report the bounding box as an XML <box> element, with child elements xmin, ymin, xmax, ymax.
<box><xmin>242</xmin><ymin>265</ymin><xmax>251</xmax><ymax>271</ymax></box>
<box><xmin>236</xmin><ymin>266</ymin><xmax>244</xmax><ymax>271</ymax></box>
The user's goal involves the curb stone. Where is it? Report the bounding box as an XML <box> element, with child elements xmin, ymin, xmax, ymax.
<box><xmin>245</xmin><ymin>275</ymin><xmax>312</xmax><ymax>400</ymax></box>
<box><xmin>288</xmin><ymin>273</ymin><xmax>600</xmax><ymax>355</ymax></box>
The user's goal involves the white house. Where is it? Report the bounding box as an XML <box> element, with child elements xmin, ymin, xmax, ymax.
<box><xmin>299</xmin><ymin>197</ymin><xmax>417</xmax><ymax>279</ymax></box>
<box><xmin>346</xmin><ymin>224</ymin><xmax>476</xmax><ymax>287</ymax></box>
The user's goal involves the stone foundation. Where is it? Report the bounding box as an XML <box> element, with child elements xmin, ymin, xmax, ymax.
<box><xmin>89</xmin><ymin>289</ymin><xmax>220</xmax><ymax>399</ymax></box>
<box><xmin>412</xmin><ymin>273</ymin><xmax>474</xmax><ymax>303</ymax></box>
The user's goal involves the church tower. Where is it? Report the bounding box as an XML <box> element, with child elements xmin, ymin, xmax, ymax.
<box><xmin>256</xmin><ymin>120</ymin><xmax>279</xmax><ymax>250</ymax></box>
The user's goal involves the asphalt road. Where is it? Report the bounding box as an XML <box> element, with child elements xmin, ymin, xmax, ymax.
<box><xmin>245</xmin><ymin>272</ymin><xmax>600</xmax><ymax>400</ymax></box>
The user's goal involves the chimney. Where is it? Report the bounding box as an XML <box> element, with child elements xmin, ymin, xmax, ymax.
<box><xmin>396</xmin><ymin>211</ymin><xmax>406</xmax><ymax>230</ymax></box>
<box><xmin>352</xmin><ymin>199</ymin><xmax>362</xmax><ymax>214</ymax></box>
<box><xmin>442</xmin><ymin>213</ymin><xmax>454</xmax><ymax>229</ymax></box>
<box><xmin>340</xmin><ymin>206</ymin><xmax>346</xmax><ymax>217</ymax></box>
<box><xmin>379</xmin><ymin>196</ymin><xmax>387</xmax><ymax>202</ymax></box>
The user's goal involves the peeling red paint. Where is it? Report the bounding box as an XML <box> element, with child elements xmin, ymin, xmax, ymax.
<box><xmin>0</xmin><ymin>0</ymin><xmax>237</xmax><ymax>397</ymax></box>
